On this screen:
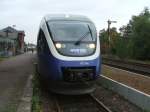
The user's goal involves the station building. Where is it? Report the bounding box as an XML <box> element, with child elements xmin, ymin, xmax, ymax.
<box><xmin>0</xmin><ymin>26</ymin><xmax>25</xmax><ymax>57</ymax></box>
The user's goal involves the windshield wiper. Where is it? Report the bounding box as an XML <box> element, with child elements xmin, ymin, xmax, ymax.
<box><xmin>74</xmin><ymin>25</ymin><xmax>93</xmax><ymax>45</ymax></box>
<box><xmin>74</xmin><ymin>31</ymin><xmax>90</xmax><ymax>45</ymax></box>
<box><xmin>88</xmin><ymin>25</ymin><xmax>93</xmax><ymax>40</ymax></box>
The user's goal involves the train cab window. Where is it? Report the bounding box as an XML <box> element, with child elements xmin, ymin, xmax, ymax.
<box><xmin>47</xmin><ymin>21</ymin><xmax>96</xmax><ymax>42</ymax></box>
<box><xmin>37</xmin><ymin>30</ymin><xmax>44</xmax><ymax>53</ymax></box>
<box><xmin>37</xmin><ymin>30</ymin><xmax>42</xmax><ymax>53</ymax></box>
<box><xmin>37</xmin><ymin>29</ymin><xmax>48</xmax><ymax>53</ymax></box>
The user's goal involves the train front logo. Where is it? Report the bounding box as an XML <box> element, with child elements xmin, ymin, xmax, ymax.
<box><xmin>70</xmin><ymin>48</ymin><xmax>87</xmax><ymax>54</ymax></box>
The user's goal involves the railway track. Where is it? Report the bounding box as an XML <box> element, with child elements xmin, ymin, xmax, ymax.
<box><xmin>42</xmin><ymin>92</ymin><xmax>112</xmax><ymax>112</ymax></box>
<box><xmin>89</xmin><ymin>94</ymin><xmax>112</xmax><ymax>112</ymax></box>
<box><xmin>102</xmin><ymin>57</ymin><xmax>150</xmax><ymax>77</ymax></box>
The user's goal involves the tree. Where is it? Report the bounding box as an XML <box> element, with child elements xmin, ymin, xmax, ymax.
<box><xmin>119</xmin><ymin>24</ymin><xmax>132</xmax><ymax>38</ymax></box>
<box><xmin>99</xmin><ymin>27</ymin><xmax>120</xmax><ymax>54</ymax></box>
<box><xmin>117</xmin><ymin>7</ymin><xmax>150</xmax><ymax>60</ymax></box>
<box><xmin>129</xmin><ymin>7</ymin><xmax>150</xmax><ymax>60</ymax></box>
<box><xmin>99</xmin><ymin>29</ymin><xmax>109</xmax><ymax>54</ymax></box>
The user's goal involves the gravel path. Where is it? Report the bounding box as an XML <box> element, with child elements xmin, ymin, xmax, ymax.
<box><xmin>0</xmin><ymin>53</ymin><xmax>35</xmax><ymax>112</ymax></box>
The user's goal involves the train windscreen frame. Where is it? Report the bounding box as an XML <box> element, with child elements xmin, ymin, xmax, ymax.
<box><xmin>47</xmin><ymin>21</ymin><xmax>96</xmax><ymax>43</ymax></box>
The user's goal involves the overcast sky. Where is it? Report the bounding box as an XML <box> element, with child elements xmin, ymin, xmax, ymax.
<box><xmin>0</xmin><ymin>0</ymin><xmax>150</xmax><ymax>44</ymax></box>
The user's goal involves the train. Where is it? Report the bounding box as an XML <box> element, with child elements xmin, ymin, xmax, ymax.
<box><xmin>37</xmin><ymin>14</ymin><xmax>101</xmax><ymax>94</ymax></box>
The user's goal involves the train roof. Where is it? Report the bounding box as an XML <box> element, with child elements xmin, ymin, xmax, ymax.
<box><xmin>44</xmin><ymin>14</ymin><xmax>92</xmax><ymax>22</ymax></box>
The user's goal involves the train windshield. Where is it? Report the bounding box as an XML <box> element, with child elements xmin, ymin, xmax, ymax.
<box><xmin>47</xmin><ymin>21</ymin><xmax>96</xmax><ymax>42</ymax></box>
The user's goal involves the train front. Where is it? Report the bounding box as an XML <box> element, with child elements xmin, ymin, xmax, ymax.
<box><xmin>44</xmin><ymin>18</ymin><xmax>101</xmax><ymax>94</ymax></box>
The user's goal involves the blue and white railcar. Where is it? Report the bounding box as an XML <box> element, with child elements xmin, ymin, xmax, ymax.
<box><xmin>37</xmin><ymin>14</ymin><xmax>101</xmax><ymax>94</ymax></box>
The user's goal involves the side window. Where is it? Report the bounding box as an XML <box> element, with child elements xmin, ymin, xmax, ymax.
<box><xmin>37</xmin><ymin>29</ymin><xmax>44</xmax><ymax>53</ymax></box>
<box><xmin>37</xmin><ymin>29</ymin><xmax>48</xmax><ymax>53</ymax></box>
<box><xmin>37</xmin><ymin>30</ymin><xmax>41</xmax><ymax>53</ymax></box>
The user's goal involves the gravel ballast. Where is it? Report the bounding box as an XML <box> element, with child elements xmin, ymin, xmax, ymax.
<box><xmin>93</xmin><ymin>85</ymin><xmax>143</xmax><ymax>112</ymax></box>
<box><xmin>102</xmin><ymin>65</ymin><xmax>150</xmax><ymax>95</ymax></box>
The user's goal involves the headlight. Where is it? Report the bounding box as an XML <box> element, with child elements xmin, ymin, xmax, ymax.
<box><xmin>88</xmin><ymin>43</ymin><xmax>95</xmax><ymax>49</ymax></box>
<box><xmin>55</xmin><ymin>43</ymin><xmax>66</xmax><ymax>49</ymax></box>
<box><xmin>55</xmin><ymin>43</ymin><xmax>62</xmax><ymax>49</ymax></box>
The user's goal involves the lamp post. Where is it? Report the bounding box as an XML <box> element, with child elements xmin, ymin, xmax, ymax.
<box><xmin>107</xmin><ymin>19</ymin><xmax>117</xmax><ymax>53</ymax></box>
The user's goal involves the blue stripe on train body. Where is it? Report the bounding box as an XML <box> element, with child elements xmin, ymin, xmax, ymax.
<box><xmin>37</xmin><ymin>50</ymin><xmax>101</xmax><ymax>81</ymax></box>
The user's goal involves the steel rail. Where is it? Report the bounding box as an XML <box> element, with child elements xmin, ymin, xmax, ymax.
<box><xmin>90</xmin><ymin>94</ymin><xmax>112</xmax><ymax>112</ymax></box>
<box><xmin>102</xmin><ymin>57</ymin><xmax>150</xmax><ymax>77</ymax></box>
<box><xmin>54</xmin><ymin>96</ymin><xmax>63</xmax><ymax>112</ymax></box>
<box><xmin>53</xmin><ymin>94</ymin><xmax>112</xmax><ymax>112</ymax></box>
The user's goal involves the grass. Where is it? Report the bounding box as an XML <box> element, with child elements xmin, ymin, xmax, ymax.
<box><xmin>0</xmin><ymin>57</ymin><xmax>6</xmax><ymax>62</ymax></box>
<box><xmin>142</xmin><ymin>109</ymin><xmax>150</xmax><ymax>112</ymax></box>
<box><xmin>2</xmin><ymin>104</ymin><xmax>17</xmax><ymax>112</ymax></box>
<box><xmin>32</xmin><ymin>71</ymin><xmax>42</xmax><ymax>112</ymax></box>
